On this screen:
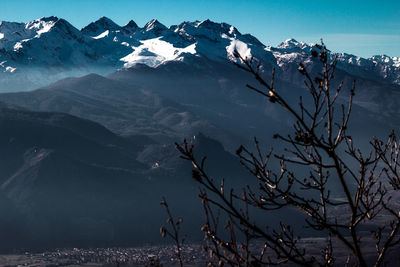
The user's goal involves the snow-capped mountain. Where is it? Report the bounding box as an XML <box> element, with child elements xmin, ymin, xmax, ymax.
<box><xmin>267</xmin><ymin>38</ymin><xmax>400</xmax><ymax>85</ymax></box>
<box><xmin>0</xmin><ymin>16</ymin><xmax>398</xmax><ymax>92</ymax></box>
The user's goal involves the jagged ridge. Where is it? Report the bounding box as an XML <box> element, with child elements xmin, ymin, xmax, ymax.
<box><xmin>0</xmin><ymin>17</ymin><xmax>398</xmax><ymax>92</ymax></box>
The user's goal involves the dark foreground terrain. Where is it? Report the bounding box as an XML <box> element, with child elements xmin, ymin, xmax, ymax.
<box><xmin>1</xmin><ymin>238</ymin><xmax>399</xmax><ymax>267</ymax></box>
<box><xmin>0</xmin><ymin>244</ymin><xmax>208</xmax><ymax>267</ymax></box>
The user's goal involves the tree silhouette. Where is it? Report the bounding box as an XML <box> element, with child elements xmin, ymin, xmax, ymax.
<box><xmin>171</xmin><ymin>41</ymin><xmax>400</xmax><ymax>266</ymax></box>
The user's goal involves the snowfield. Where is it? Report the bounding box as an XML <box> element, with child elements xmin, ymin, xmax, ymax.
<box><xmin>121</xmin><ymin>37</ymin><xmax>197</xmax><ymax>68</ymax></box>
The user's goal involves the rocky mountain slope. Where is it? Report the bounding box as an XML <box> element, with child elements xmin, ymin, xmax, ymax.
<box><xmin>0</xmin><ymin>107</ymin><xmax>250</xmax><ymax>249</ymax></box>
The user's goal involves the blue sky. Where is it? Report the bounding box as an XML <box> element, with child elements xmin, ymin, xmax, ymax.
<box><xmin>1</xmin><ymin>0</ymin><xmax>399</xmax><ymax>58</ymax></box>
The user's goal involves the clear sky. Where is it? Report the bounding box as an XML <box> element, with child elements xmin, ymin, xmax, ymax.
<box><xmin>1</xmin><ymin>0</ymin><xmax>399</xmax><ymax>58</ymax></box>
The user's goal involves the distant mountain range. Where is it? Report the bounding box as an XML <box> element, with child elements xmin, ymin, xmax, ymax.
<box><xmin>0</xmin><ymin>16</ymin><xmax>399</xmax><ymax>250</ymax></box>
<box><xmin>0</xmin><ymin>16</ymin><xmax>399</xmax><ymax>91</ymax></box>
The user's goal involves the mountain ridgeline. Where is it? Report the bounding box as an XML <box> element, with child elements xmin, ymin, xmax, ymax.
<box><xmin>0</xmin><ymin>16</ymin><xmax>399</xmax><ymax>91</ymax></box>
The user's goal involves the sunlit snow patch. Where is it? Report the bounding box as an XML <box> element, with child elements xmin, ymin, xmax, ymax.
<box><xmin>272</xmin><ymin>52</ymin><xmax>303</xmax><ymax>67</ymax></box>
<box><xmin>93</xmin><ymin>30</ymin><xmax>109</xmax><ymax>39</ymax></box>
<box><xmin>228</xmin><ymin>25</ymin><xmax>235</xmax><ymax>35</ymax></box>
<box><xmin>225</xmin><ymin>38</ymin><xmax>252</xmax><ymax>61</ymax></box>
<box><xmin>5</xmin><ymin>66</ymin><xmax>16</xmax><ymax>73</ymax></box>
<box><xmin>394</xmin><ymin>58</ymin><xmax>400</xmax><ymax>68</ymax></box>
<box><xmin>120</xmin><ymin>37</ymin><xmax>196</xmax><ymax>68</ymax></box>
<box><xmin>13</xmin><ymin>42</ymin><xmax>23</xmax><ymax>51</ymax></box>
<box><xmin>0</xmin><ymin>33</ymin><xmax>4</xmax><ymax>40</ymax></box>
<box><xmin>26</xmin><ymin>19</ymin><xmax>56</xmax><ymax>37</ymax></box>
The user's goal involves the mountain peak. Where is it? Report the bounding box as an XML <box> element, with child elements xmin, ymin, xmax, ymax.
<box><xmin>122</xmin><ymin>20</ymin><xmax>139</xmax><ymax>34</ymax></box>
<box><xmin>25</xmin><ymin>16</ymin><xmax>61</xmax><ymax>36</ymax></box>
<box><xmin>124</xmin><ymin>20</ymin><xmax>138</xmax><ymax>29</ymax></box>
<box><xmin>81</xmin><ymin>16</ymin><xmax>121</xmax><ymax>36</ymax></box>
<box><xmin>37</xmin><ymin>16</ymin><xmax>59</xmax><ymax>23</ymax></box>
<box><xmin>97</xmin><ymin>16</ymin><xmax>118</xmax><ymax>26</ymax></box>
<box><xmin>197</xmin><ymin>19</ymin><xmax>217</xmax><ymax>28</ymax></box>
<box><xmin>276</xmin><ymin>38</ymin><xmax>315</xmax><ymax>53</ymax></box>
<box><xmin>144</xmin><ymin>19</ymin><xmax>167</xmax><ymax>31</ymax></box>
<box><xmin>195</xmin><ymin>19</ymin><xmax>238</xmax><ymax>37</ymax></box>
<box><xmin>278</xmin><ymin>38</ymin><xmax>300</xmax><ymax>49</ymax></box>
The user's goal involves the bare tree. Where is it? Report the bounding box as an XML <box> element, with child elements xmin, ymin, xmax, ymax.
<box><xmin>160</xmin><ymin>197</ymin><xmax>185</xmax><ymax>267</ymax></box>
<box><xmin>175</xmin><ymin>42</ymin><xmax>400</xmax><ymax>266</ymax></box>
